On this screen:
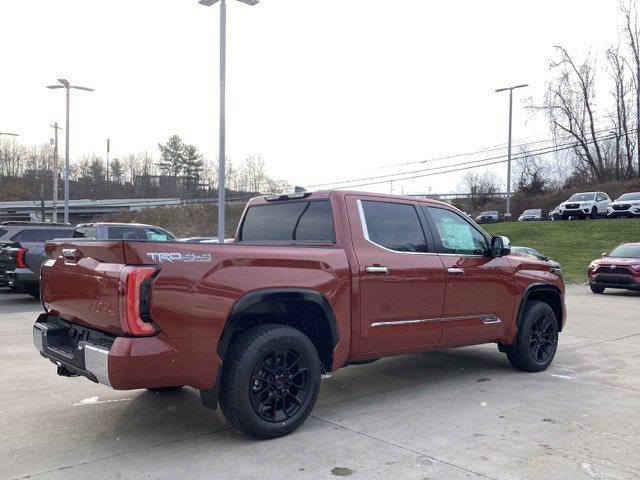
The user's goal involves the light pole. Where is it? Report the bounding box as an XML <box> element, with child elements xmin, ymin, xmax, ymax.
<box><xmin>46</xmin><ymin>79</ymin><xmax>94</xmax><ymax>223</ymax></box>
<box><xmin>495</xmin><ymin>84</ymin><xmax>528</xmax><ymax>220</ymax></box>
<box><xmin>0</xmin><ymin>132</ymin><xmax>19</xmax><ymax>200</ymax></box>
<box><xmin>50</xmin><ymin>123</ymin><xmax>62</xmax><ymax>222</ymax></box>
<box><xmin>199</xmin><ymin>0</ymin><xmax>259</xmax><ymax>242</ymax></box>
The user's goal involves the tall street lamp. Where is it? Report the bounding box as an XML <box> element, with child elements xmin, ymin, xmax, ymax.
<box><xmin>199</xmin><ymin>0</ymin><xmax>259</xmax><ymax>243</ymax></box>
<box><xmin>47</xmin><ymin>79</ymin><xmax>94</xmax><ymax>223</ymax></box>
<box><xmin>495</xmin><ymin>84</ymin><xmax>528</xmax><ymax>220</ymax></box>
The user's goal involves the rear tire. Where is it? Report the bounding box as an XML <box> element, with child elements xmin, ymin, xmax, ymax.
<box><xmin>590</xmin><ymin>285</ymin><xmax>605</xmax><ymax>294</ymax></box>
<box><xmin>219</xmin><ymin>324</ymin><xmax>321</xmax><ymax>439</ymax></box>
<box><xmin>506</xmin><ymin>301</ymin><xmax>559</xmax><ymax>372</ymax></box>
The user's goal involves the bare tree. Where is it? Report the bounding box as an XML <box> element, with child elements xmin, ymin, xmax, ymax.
<box><xmin>532</xmin><ymin>46</ymin><xmax>608</xmax><ymax>182</ymax></box>
<box><xmin>607</xmin><ymin>45</ymin><xmax>635</xmax><ymax>177</ymax></box>
<box><xmin>622</xmin><ymin>0</ymin><xmax>640</xmax><ymax>175</ymax></box>
<box><xmin>459</xmin><ymin>171</ymin><xmax>501</xmax><ymax>209</ymax></box>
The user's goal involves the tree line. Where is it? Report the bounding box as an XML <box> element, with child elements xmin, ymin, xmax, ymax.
<box><xmin>0</xmin><ymin>135</ymin><xmax>291</xmax><ymax>201</ymax></box>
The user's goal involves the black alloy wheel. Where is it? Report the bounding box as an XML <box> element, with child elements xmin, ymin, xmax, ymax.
<box><xmin>249</xmin><ymin>345</ymin><xmax>311</xmax><ymax>423</ymax></box>
<box><xmin>506</xmin><ymin>300</ymin><xmax>559</xmax><ymax>372</ymax></box>
<box><xmin>529</xmin><ymin>313</ymin><xmax>555</xmax><ymax>363</ymax></box>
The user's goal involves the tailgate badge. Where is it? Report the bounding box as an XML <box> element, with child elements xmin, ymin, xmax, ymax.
<box><xmin>146</xmin><ymin>252</ymin><xmax>212</xmax><ymax>263</ymax></box>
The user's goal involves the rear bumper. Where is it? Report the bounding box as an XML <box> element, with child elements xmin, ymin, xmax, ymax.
<box><xmin>33</xmin><ymin>314</ymin><xmax>221</xmax><ymax>390</ymax></box>
<box><xmin>7</xmin><ymin>268</ymin><xmax>37</xmax><ymax>287</ymax></box>
<box><xmin>590</xmin><ymin>274</ymin><xmax>640</xmax><ymax>290</ymax></box>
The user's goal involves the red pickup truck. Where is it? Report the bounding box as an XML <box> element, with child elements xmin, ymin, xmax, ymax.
<box><xmin>34</xmin><ymin>191</ymin><xmax>565</xmax><ymax>438</ymax></box>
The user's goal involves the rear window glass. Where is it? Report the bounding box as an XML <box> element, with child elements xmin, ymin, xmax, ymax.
<box><xmin>240</xmin><ymin>201</ymin><xmax>336</xmax><ymax>243</ymax></box>
<box><xmin>108</xmin><ymin>227</ymin><xmax>142</xmax><ymax>240</ymax></box>
<box><xmin>11</xmin><ymin>229</ymin><xmax>75</xmax><ymax>242</ymax></box>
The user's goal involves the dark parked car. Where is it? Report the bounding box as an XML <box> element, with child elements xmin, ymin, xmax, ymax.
<box><xmin>476</xmin><ymin>211</ymin><xmax>501</xmax><ymax>224</ymax></box>
<box><xmin>0</xmin><ymin>222</ymin><xmax>75</xmax><ymax>295</ymax></box>
<box><xmin>518</xmin><ymin>209</ymin><xmax>543</xmax><ymax>222</ymax></box>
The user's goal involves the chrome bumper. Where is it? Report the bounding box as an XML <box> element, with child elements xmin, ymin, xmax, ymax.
<box><xmin>33</xmin><ymin>316</ymin><xmax>112</xmax><ymax>387</ymax></box>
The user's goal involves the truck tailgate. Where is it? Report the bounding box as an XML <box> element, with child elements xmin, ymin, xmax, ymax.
<box><xmin>42</xmin><ymin>241</ymin><xmax>128</xmax><ymax>335</ymax></box>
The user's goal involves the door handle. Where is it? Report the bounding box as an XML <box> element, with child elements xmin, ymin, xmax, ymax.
<box><xmin>447</xmin><ymin>267</ymin><xmax>465</xmax><ymax>275</ymax></box>
<box><xmin>365</xmin><ymin>265</ymin><xmax>389</xmax><ymax>274</ymax></box>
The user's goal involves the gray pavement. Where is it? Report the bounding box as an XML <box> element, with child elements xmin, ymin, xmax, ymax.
<box><xmin>1</xmin><ymin>285</ymin><xmax>639</xmax><ymax>480</ymax></box>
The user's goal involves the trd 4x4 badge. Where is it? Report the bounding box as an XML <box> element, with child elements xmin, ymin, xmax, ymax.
<box><xmin>146</xmin><ymin>252</ymin><xmax>212</xmax><ymax>263</ymax></box>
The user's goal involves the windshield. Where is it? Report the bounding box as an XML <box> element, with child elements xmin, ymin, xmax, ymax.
<box><xmin>610</xmin><ymin>244</ymin><xmax>640</xmax><ymax>258</ymax></box>
<box><xmin>568</xmin><ymin>193</ymin><xmax>594</xmax><ymax>201</ymax></box>
<box><xmin>523</xmin><ymin>209</ymin><xmax>541</xmax><ymax>215</ymax></box>
<box><xmin>616</xmin><ymin>192</ymin><xmax>640</xmax><ymax>201</ymax></box>
<box><xmin>480</xmin><ymin>211</ymin><xmax>498</xmax><ymax>216</ymax></box>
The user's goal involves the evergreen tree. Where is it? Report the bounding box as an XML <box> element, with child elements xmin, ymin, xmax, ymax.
<box><xmin>182</xmin><ymin>144</ymin><xmax>204</xmax><ymax>178</ymax></box>
<box><xmin>110</xmin><ymin>158</ymin><xmax>124</xmax><ymax>184</ymax></box>
<box><xmin>157</xmin><ymin>135</ymin><xmax>185</xmax><ymax>176</ymax></box>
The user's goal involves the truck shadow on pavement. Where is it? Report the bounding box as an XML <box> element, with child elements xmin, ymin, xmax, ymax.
<box><xmin>111</xmin><ymin>346</ymin><xmax>509</xmax><ymax>442</ymax></box>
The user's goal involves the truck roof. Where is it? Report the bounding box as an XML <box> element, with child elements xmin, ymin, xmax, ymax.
<box><xmin>247</xmin><ymin>190</ymin><xmax>452</xmax><ymax>208</ymax></box>
<box><xmin>75</xmin><ymin>222</ymin><xmax>164</xmax><ymax>229</ymax></box>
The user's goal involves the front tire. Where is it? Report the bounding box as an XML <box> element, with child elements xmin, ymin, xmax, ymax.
<box><xmin>590</xmin><ymin>285</ymin><xmax>605</xmax><ymax>294</ymax></box>
<box><xmin>219</xmin><ymin>324</ymin><xmax>321</xmax><ymax>439</ymax></box>
<box><xmin>591</xmin><ymin>207</ymin><xmax>598</xmax><ymax>219</ymax></box>
<box><xmin>506</xmin><ymin>301</ymin><xmax>559</xmax><ymax>372</ymax></box>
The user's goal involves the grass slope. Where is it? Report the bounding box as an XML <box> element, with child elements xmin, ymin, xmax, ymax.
<box><xmin>484</xmin><ymin>219</ymin><xmax>640</xmax><ymax>284</ymax></box>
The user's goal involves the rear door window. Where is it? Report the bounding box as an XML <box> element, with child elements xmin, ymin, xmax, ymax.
<box><xmin>360</xmin><ymin>200</ymin><xmax>429</xmax><ymax>253</ymax></box>
<box><xmin>240</xmin><ymin>201</ymin><xmax>336</xmax><ymax>243</ymax></box>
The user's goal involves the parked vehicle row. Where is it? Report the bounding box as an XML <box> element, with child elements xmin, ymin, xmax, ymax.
<box><xmin>550</xmin><ymin>191</ymin><xmax>640</xmax><ymax>220</ymax></box>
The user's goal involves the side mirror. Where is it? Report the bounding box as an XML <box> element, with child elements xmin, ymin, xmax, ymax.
<box><xmin>602</xmin><ymin>252</ymin><xmax>609</xmax><ymax>258</ymax></box>
<box><xmin>491</xmin><ymin>236</ymin><xmax>511</xmax><ymax>257</ymax></box>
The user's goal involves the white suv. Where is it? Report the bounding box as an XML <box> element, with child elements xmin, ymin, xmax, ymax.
<box><xmin>559</xmin><ymin>192</ymin><xmax>611</xmax><ymax>220</ymax></box>
<box><xmin>607</xmin><ymin>192</ymin><xmax>640</xmax><ymax>218</ymax></box>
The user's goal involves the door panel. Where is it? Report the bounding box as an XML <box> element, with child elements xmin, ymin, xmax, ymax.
<box><xmin>346</xmin><ymin>196</ymin><xmax>446</xmax><ymax>354</ymax></box>
<box><xmin>424</xmin><ymin>206</ymin><xmax>515</xmax><ymax>345</ymax></box>
<box><xmin>438</xmin><ymin>255</ymin><xmax>514</xmax><ymax>345</ymax></box>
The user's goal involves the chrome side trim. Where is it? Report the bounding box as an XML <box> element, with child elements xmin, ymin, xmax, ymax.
<box><xmin>371</xmin><ymin>318</ymin><xmax>442</xmax><ymax>327</ymax></box>
<box><xmin>84</xmin><ymin>344</ymin><xmax>111</xmax><ymax>387</ymax></box>
<box><xmin>481</xmin><ymin>315</ymin><xmax>502</xmax><ymax>325</ymax></box>
<box><xmin>371</xmin><ymin>315</ymin><xmax>502</xmax><ymax>327</ymax></box>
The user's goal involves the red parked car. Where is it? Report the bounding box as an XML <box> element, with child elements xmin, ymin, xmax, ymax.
<box><xmin>34</xmin><ymin>191</ymin><xmax>566</xmax><ymax>438</ymax></box>
<box><xmin>588</xmin><ymin>243</ymin><xmax>640</xmax><ymax>293</ymax></box>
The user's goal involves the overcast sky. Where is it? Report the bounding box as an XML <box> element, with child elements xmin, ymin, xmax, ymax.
<box><xmin>1</xmin><ymin>0</ymin><xmax>622</xmax><ymax>194</ymax></box>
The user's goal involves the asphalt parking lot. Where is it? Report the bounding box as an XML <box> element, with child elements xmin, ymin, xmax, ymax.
<box><xmin>1</xmin><ymin>286</ymin><xmax>639</xmax><ymax>480</ymax></box>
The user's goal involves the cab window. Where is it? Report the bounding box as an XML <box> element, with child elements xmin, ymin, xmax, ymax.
<box><xmin>360</xmin><ymin>200</ymin><xmax>429</xmax><ymax>253</ymax></box>
<box><xmin>426</xmin><ymin>207</ymin><xmax>487</xmax><ymax>256</ymax></box>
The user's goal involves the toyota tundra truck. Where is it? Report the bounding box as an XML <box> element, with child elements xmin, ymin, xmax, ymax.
<box><xmin>33</xmin><ymin>191</ymin><xmax>566</xmax><ymax>439</ymax></box>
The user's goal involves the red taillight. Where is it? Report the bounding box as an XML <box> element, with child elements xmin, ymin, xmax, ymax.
<box><xmin>119</xmin><ymin>266</ymin><xmax>158</xmax><ymax>336</ymax></box>
<box><xmin>16</xmin><ymin>248</ymin><xmax>28</xmax><ymax>268</ymax></box>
